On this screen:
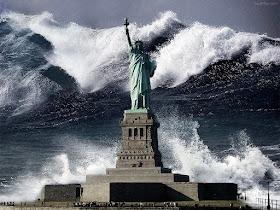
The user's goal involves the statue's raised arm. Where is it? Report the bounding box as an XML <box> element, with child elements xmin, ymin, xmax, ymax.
<box><xmin>124</xmin><ymin>18</ymin><xmax>133</xmax><ymax>48</ymax></box>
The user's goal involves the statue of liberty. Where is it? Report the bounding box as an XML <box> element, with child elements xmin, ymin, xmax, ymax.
<box><xmin>124</xmin><ymin>18</ymin><xmax>157</xmax><ymax>111</ymax></box>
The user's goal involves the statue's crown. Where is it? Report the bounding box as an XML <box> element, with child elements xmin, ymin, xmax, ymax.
<box><xmin>135</xmin><ymin>40</ymin><xmax>143</xmax><ymax>45</ymax></box>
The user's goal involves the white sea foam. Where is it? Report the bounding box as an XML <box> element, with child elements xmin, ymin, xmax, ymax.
<box><xmin>152</xmin><ymin>23</ymin><xmax>280</xmax><ymax>87</ymax></box>
<box><xmin>0</xmin><ymin>135</ymin><xmax>117</xmax><ymax>202</ymax></box>
<box><xmin>158</xmin><ymin>116</ymin><xmax>280</xmax><ymax>201</ymax></box>
<box><xmin>0</xmin><ymin>14</ymin><xmax>60</xmax><ymax>115</ymax></box>
<box><xmin>249</xmin><ymin>46</ymin><xmax>280</xmax><ymax>65</ymax></box>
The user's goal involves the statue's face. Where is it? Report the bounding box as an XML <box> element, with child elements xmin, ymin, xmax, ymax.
<box><xmin>135</xmin><ymin>42</ymin><xmax>143</xmax><ymax>51</ymax></box>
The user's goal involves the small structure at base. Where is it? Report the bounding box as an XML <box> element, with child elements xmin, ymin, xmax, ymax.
<box><xmin>41</xmin><ymin>111</ymin><xmax>237</xmax><ymax>202</ymax></box>
<box><xmin>41</xmin><ymin>184</ymin><xmax>81</xmax><ymax>202</ymax></box>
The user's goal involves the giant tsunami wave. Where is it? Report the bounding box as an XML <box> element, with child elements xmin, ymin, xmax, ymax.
<box><xmin>0</xmin><ymin>11</ymin><xmax>279</xmax><ymax>116</ymax></box>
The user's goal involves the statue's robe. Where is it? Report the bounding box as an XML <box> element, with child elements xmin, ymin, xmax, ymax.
<box><xmin>128</xmin><ymin>47</ymin><xmax>156</xmax><ymax>109</ymax></box>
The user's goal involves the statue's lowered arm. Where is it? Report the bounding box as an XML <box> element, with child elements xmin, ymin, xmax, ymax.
<box><xmin>124</xmin><ymin>18</ymin><xmax>133</xmax><ymax>49</ymax></box>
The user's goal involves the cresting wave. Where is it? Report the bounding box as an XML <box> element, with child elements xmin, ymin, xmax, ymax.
<box><xmin>3</xmin><ymin>11</ymin><xmax>280</xmax><ymax>92</ymax></box>
<box><xmin>153</xmin><ymin>22</ymin><xmax>280</xmax><ymax>87</ymax></box>
<box><xmin>0</xmin><ymin>118</ymin><xmax>279</xmax><ymax>202</ymax></box>
<box><xmin>0</xmin><ymin>11</ymin><xmax>279</xmax><ymax>116</ymax></box>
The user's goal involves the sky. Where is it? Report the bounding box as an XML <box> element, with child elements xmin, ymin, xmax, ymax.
<box><xmin>0</xmin><ymin>0</ymin><xmax>279</xmax><ymax>37</ymax></box>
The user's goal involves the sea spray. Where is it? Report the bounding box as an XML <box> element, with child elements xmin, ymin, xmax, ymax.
<box><xmin>0</xmin><ymin>116</ymin><xmax>279</xmax><ymax>202</ymax></box>
<box><xmin>0</xmin><ymin>135</ymin><xmax>118</xmax><ymax>202</ymax></box>
<box><xmin>158</xmin><ymin>116</ymin><xmax>280</xmax><ymax>201</ymax></box>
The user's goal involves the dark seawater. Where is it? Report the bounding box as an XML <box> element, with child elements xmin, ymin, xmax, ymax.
<box><xmin>0</xmin><ymin>11</ymin><xmax>279</xmax><ymax>202</ymax></box>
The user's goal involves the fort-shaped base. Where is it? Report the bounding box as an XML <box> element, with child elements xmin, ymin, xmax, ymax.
<box><xmin>41</xmin><ymin>112</ymin><xmax>238</xmax><ymax>203</ymax></box>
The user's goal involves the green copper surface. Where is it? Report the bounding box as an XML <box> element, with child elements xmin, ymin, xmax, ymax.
<box><xmin>124</xmin><ymin>18</ymin><xmax>157</xmax><ymax>111</ymax></box>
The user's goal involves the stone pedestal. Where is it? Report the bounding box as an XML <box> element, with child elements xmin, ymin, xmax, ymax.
<box><xmin>116</xmin><ymin>112</ymin><xmax>162</xmax><ymax>168</ymax></box>
<box><xmin>83</xmin><ymin>112</ymin><xmax>189</xmax><ymax>191</ymax></box>
<box><xmin>81</xmin><ymin>111</ymin><xmax>195</xmax><ymax>202</ymax></box>
<box><xmin>41</xmin><ymin>111</ymin><xmax>237</xmax><ymax>202</ymax></box>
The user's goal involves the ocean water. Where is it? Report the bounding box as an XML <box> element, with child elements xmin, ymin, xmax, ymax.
<box><xmin>0</xmin><ymin>11</ymin><xmax>279</xmax><ymax>203</ymax></box>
